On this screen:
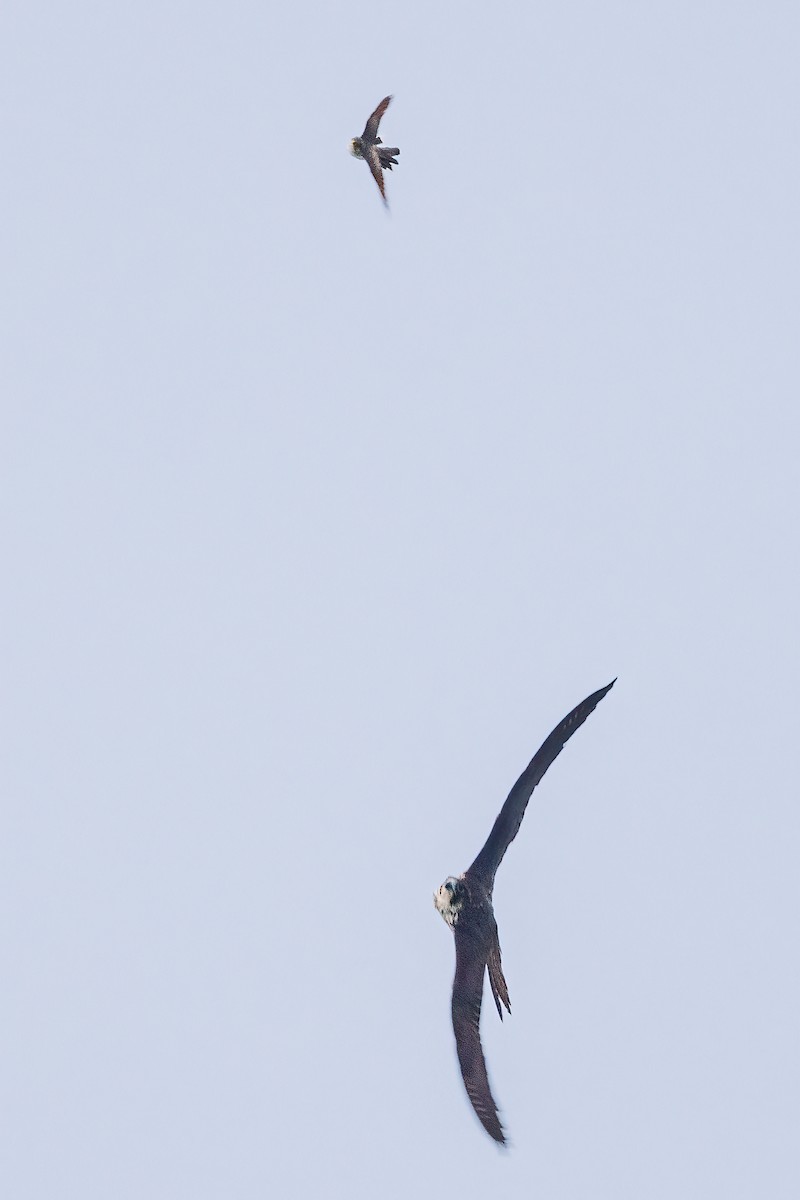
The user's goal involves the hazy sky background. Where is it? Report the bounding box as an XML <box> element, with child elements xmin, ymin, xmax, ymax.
<box><xmin>2</xmin><ymin>2</ymin><xmax>799</xmax><ymax>1196</ymax></box>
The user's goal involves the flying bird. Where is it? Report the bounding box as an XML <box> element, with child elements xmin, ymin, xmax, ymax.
<box><xmin>434</xmin><ymin>680</ymin><xmax>616</xmax><ymax>1145</ymax></box>
<box><xmin>349</xmin><ymin>95</ymin><xmax>400</xmax><ymax>207</ymax></box>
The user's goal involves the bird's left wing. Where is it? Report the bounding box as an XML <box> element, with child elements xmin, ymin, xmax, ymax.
<box><xmin>451</xmin><ymin>923</ymin><xmax>506</xmax><ymax>1144</ymax></box>
<box><xmin>467</xmin><ymin>680</ymin><xmax>616</xmax><ymax>886</ymax></box>
<box><xmin>362</xmin><ymin>95</ymin><xmax>392</xmax><ymax>142</ymax></box>
<box><xmin>365</xmin><ymin>146</ymin><xmax>388</xmax><ymax>205</ymax></box>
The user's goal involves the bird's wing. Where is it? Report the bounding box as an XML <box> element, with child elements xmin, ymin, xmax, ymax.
<box><xmin>365</xmin><ymin>145</ymin><xmax>388</xmax><ymax>205</ymax></box>
<box><xmin>362</xmin><ymin>95</ymin><xmax>392</xmax><ymax>142</ymax></box>
<box><xmin>467</xmin><ymin>680</ymin><xmax>616</xmax><ymax>886</ymax></box>
<box><xmin>452</xmin><ymin>922</ymin><xmax>506</xmax><ymax>1144</ymax></box>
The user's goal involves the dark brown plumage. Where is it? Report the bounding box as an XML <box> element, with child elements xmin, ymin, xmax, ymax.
<box><xmin>435</xmin><ymin>680</ymin><xmax>616</xmax><ymax>1144</ymax></box>
<box><xmin>349</xmin><ymin>95</ymin><xmax>400</xmax><ymax>207</ymax></box>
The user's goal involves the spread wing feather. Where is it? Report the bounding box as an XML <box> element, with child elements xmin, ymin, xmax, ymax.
<box><xmin>452</xmin><ymin>923</ymin><xmax>506</xmax><ymax>1144</ymax></box>
<box><xmin>362</xmin><ymin>95</ymin><xmax>392</xmax><ymax>142</ymax></box>
<box><xmin>467</xmin><ymin>680</ymin><xmax>616</xmax><ymax>886</ymax></box>
<box><xmin>365</xmin><ymin>146</ymin><xmax>387</xmax><ymax>205</ymax></box>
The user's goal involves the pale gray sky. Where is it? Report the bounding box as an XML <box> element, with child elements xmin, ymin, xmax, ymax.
<box><xmin>2</xmin><ymin>2</ymin><xmax>799</xmax><ymax>1197</ymax></box>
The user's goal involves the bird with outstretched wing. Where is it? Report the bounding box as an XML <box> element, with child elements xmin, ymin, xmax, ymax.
<box><xmin>349</xmin><ymin>95</ymin><xmax>400</xmax><ymax>207</ymax></box>
<box><xmin>434</xmin><ymin>680</ymin><xmax>616</xmax><ymax>1144</ymax></box>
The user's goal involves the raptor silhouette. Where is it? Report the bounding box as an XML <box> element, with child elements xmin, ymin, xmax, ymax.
<box><xmin>434</xmin><ymin>680</ymin><xmax>615</xmax><ymax>1144</ymax></box>
<box><xmin>349</xmin><ymin>95</ymin><xmax>400</xmax><ymax>206</ymax></box>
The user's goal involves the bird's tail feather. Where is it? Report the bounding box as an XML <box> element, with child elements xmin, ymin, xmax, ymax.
<box><xmin>378</xmin><ymin>147</ymin><xmax>400</xmax><ymax>170</ymax></box>
<box><xmin>488</xmin><ymin>938</ymin><xmax>511</xmax><ymax>1020</ymax></box>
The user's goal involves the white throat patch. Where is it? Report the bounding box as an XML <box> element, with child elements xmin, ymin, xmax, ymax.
<box><xmin>433</xmin><ymin>876</ymin><xmax>464</xmax><ymax>928</ymax></box>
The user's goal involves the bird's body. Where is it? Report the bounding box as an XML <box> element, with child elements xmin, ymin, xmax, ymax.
<box><xmin>349</xmin><ymin>96</ymin><xmax>400</xmax><ymax>206</ymax></box>
<box><xmin>434</xmin><ymin>680</ymin><xmax>616</xmax><ymax>1145</ymax></box>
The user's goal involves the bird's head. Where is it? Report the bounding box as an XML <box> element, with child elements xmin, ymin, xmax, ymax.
<box><xmin>348</xmin><ymin>137</ymin><xmax>364</xmax><ymax>159</ymax></box>
<box><xmin>433</xmin><ymin>876</ymin><xmax>466</xmax><ymax>927</ymax></box>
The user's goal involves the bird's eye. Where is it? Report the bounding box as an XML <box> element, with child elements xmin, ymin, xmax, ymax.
<box><xmin>445</xmin><ymin>882</ymin><xmax>453</xmax><ymax>891</ymax></box>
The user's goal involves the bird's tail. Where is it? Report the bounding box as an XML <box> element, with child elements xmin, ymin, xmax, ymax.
<box><xmin>378</xmin><ymin>146</ymin><xmax>400</xmax><ymax>171</ymax></box>
<box><xmin>488</xmin><ymin>935</ymin><xmax>511</xmax><ymax>1020</ymax></box>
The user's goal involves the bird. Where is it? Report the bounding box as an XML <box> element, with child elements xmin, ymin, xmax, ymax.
<box><xmin>433</xmin><ymin>679</ymin><xmax>616</xmax><ymax>1145</ymax></box>
<box><xmin>349</xmin><ymin>95</ymin><xmax>400</xmax><ymax>207</ymax></box>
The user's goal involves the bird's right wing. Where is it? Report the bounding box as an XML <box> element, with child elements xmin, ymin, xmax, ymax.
<box><xmin>467</xmin><ymin>680</ymin><xmax>616</xmax><ymax>886</ymax></box>
<box><xmin>452</xmin><ymin>923</ymin><xmax>506</xmax><ymax>1144</ymax></box>
<box><xmin>362</xmin><ymin>95</ymin><xmax>392</xmax><ymax>142</ymax></box>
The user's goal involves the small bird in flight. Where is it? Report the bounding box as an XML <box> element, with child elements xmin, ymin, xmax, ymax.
<box><xmin>349</xmin><ymin>95</ymin><xmax>400</xmax><ymax>207</ymax></box>
<box><xmin>434</xmin><ymin>680</ymin><xmax>616</xmax><ymax>1145</ymax></box>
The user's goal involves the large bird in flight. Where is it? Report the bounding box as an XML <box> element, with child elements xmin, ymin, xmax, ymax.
<box><xmin>434</xmin><ymin>680</ymin><xmax>616</xmax><ymax>1145</ymax></box>
<box><xmin>349</xmin><ymin>95</ymin><xmax>400</xmax><ymax>207</ymax></box>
